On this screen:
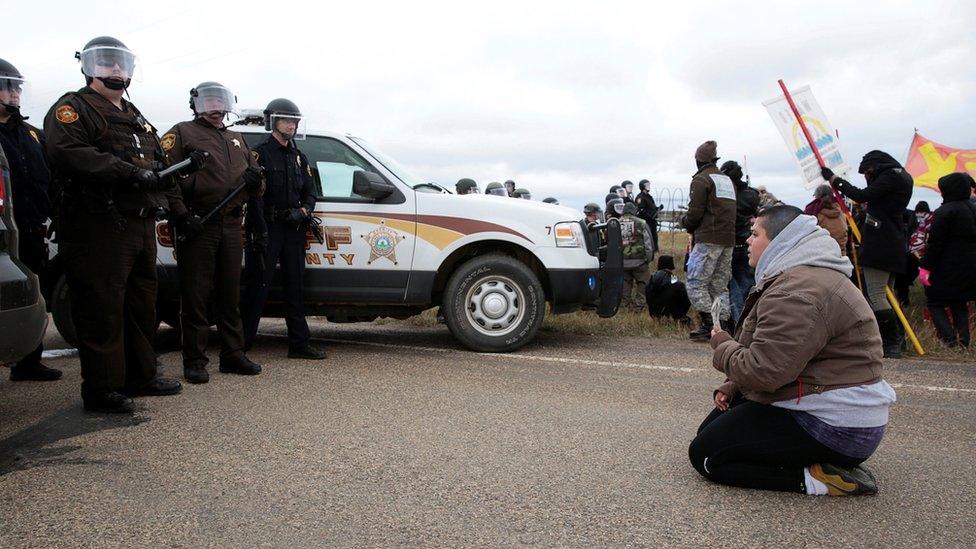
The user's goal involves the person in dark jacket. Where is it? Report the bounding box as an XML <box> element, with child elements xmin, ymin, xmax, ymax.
<box><xmin>645</xmin><ymin>255</ymin><xmax>690</xmax><ymax>322</ymax></box>
<box><xmin>920</xmin><ymin>173</ymin><xmax>976</xmax><ymax>348</ymax></box>
<box><xmin>0</xmin><ymin>58</ymin><xmax>61</xmax><ymax>381</ymax></box>
<box><xmin>822</xmin><ymin>151</ymin><xmax>914</xmax><ymax>358</ymax></box>
<box><xmin>721</xmin><ymin>160</ymin><xmax>759</xmax><ymax>325</ymax></box>
<box><xmin>634</xmin><ymin>179</ymin><xmax>660</xmax><ymax>251</ymax></box>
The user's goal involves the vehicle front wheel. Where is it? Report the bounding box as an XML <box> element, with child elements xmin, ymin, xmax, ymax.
<box><xmin>442</xmin><ymin>254</ymin><xmax>545</xmax><ymax>352</ymax></box>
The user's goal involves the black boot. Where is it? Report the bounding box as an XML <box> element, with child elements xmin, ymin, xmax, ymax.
<box><xmin>875</xmin><ymin>310</ymin><xmax>902</xmax><ymax>359</ymax></box>
<box><xmin>123</xmin><ymin>377</ymin><xmax>183</xmax><ymax>397</ymax></box>
<box><xmin>689</xmin><ymin>312</ymin><xmax>713</xmax><ymax>342</ymax></box>
<box><xmin>84</xmin><ymin>392</ymin><xmax>135</xmax><ymax>414</ymax></box>
<box><xmin>288</xmin><ymin>345</ymin><xmax>327</xmax><ymax>360</ymax></box>
<box><xmin>184</xmin><ymin>365</ymin><xmax>210</xmax><ymax>384</ymax></box>
<box><xmin>10</xmin><ymin>362</ymin><xmax>63</xmax><ymax>382</ymax></box>
<box><xmin>219</xmin><ymin>354</ymin><xmax>262</xmax><ymax>375</ymax></box>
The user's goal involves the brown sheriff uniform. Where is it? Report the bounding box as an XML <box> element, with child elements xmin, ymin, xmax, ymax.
<box><xmin>43</xmin><ymin>86</ymin><xmax>167</xmax><ymax>401</ymax></box>
<box><xmin>162</xmin><ymin>118</ymin><xmax>262</xmax><ymax>370</ymax></box>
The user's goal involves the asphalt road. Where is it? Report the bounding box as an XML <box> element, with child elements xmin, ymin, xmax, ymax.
<box><xmin>1</xmin><ymin>319</ymin><xmax>974</xmax><ymax>547</ymax></box>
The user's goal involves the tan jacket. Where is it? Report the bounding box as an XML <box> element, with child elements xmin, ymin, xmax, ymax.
<box><xmin>162</xmin><ymin>117</ymin><xmax>261</xmax><ymax>218</ymax></box>
<box><xmin>682</xmin><ymin>163</ymin><xmax>736</xmax><ymax>246</ymax></box>
<box><xmin>710</xmin><ymin>265</ymin><xmax>883</xmax><ymax>404</ymax></box>
<box><xmin>817</xmin><ymin>202</ymin><xmax>849</xmax><ymax>256</ymax></box>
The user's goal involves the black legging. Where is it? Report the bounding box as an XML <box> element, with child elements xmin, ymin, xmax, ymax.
<box><xmin>688</xmin><ymin>396</ymin><xmax>863</xmax><ymax>493</ymax></box>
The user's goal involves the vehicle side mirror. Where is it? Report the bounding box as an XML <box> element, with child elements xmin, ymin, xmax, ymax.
<box><xmin>352</xmin><ymin>170</ymin><xmax>395</xmax><ymax>200</ymax></box>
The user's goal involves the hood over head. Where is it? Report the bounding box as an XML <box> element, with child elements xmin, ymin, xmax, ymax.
<box><xmin>858</xmin><ymin>150</ymin><xmax>901</xmax><ymax>175</ymax></box>
<box><xmin>938</xmin><ymin>172</ymin><xmax>975</xmax><ymax>202</ymax></box>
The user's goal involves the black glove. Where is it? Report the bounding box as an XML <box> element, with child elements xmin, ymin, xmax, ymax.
<box><xmin>187</xmin><ymin>150</ymin><xmax>209</xmax><ymax>172</ymax></box>
<box><xmin>243</xmin><ymin>166</ymin><xmax>264</xmax><ymax>194</ymax></box>
<box><xmin>821</xmin><ymin>166</ymin><xmax>835</xmax><ymax>182</ymax></box>
<box><xmin>173</xmin><ymin>213</ymin><xmax>204</xmax><ymax>241</ymax></box>
<box><xmin>132</xmin><ymin>168</ymin><xmax>161</xmax><ymax>191</ymax></box>
<box><xmin>285</xmin><ymin>208</ymin><xmax>305</xmax><ymax>227</ymax></box>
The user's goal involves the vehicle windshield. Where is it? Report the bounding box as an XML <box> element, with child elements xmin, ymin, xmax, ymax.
<box><xmin>350</xmin><ymin>136</ymin><xmax>426</xmax><ymax>188</ymax></box>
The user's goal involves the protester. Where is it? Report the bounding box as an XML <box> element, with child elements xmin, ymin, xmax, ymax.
<box><xmin>920</xmin><ymin>173</ymin><xmax>976</xmax><ymax>348</ymax></box>
<box><xmin>645</xmin><ymin>255</ymin><xmax>690</xmax><ymax>322</ymax></box>
<box><xmin>689</xmin><ymin>205</ymin><xmax>894</xmax><ymax>496</ymax></box>
<box><xmin>722</xmin><ymin>160</ymin><xmax>759</xmax><ymax>324</ymax></box>
<box><xmin>812</xmin><ymin>184</ymin><xmax>848</xmax><ymax>256</ymax></box>
<box><xmin>756</xmin><ymin>186</ymin><xmax>783</xmax><ymax>210</ymax></box>
<box><xmin>681</xmin><ymin>140</ymin><xmax>736</xmax><ymax>340</ymax></box>
<box><xmin>823</xmin><ymin>151</ymin><xmax>914</xmax><ymax>358</ymax></box>
<box><xmin>894</xmin><ymin>202</ymin><xmax>933</xmax><ymax>305</ymax></box>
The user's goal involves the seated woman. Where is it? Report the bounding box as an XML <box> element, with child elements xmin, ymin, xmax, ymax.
<box><xmin>688</xmin><ymin>205</ymin><xmax>895</xmax><ymax>496</ymax></box>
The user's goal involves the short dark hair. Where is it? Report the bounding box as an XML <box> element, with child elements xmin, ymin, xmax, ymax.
<box><xmin>756</xmin><ymin>204</ymin><xmax>803</xmax><ymax>240</ymax></box>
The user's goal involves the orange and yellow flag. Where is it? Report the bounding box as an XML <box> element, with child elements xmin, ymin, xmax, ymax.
<box><xmin>904</xmin><ymin>133</ymin><xmax>976</xmax><ymax>192</ymax></box>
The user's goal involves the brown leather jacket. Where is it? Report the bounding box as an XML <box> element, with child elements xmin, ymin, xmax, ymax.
<box><xmin>817</xmin><ymin>202</ymin><xmax>849</xmax><ymax>256</ymax></box>
<box><xmin>710</xmin><ymin>265</ymin><xmax>883</xmax><ymax>404</ymax></box>
<box><xmin>162</xmin><ymin>117</ymin><xmax>262</xmax><ymax>218</ymax></box>
<box><xmin>681</xmin><ymin>163</ymin><xmax>736</xmax><ymax>246</ymax></box>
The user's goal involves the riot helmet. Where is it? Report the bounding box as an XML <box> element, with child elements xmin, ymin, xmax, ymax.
<box><xmin>583</xmin><ymin>202</ymin><xmax>603</xmax><ymax>215</ymax></box>
<box><xmin>485</xmin><ymin>182</ymin><xmax>507</xmax><ymax>196</ymax></box>
<box><xmin>0</xmin><ymin>58</ymin><xmax>25</xmax><ymax>116</ymax></box>
<box><xmin>542</xmin><ymin>197</ymin><xmax>559</xmax><ymax>205</ymax></box>
<box><xmin>264</xmin><ymin>97</ymin><xmax>304</xmax><ymax>140</ymax></box>
<box><xmin>622</xmin><ymin>180</ymin><xmax>634</xmax><ymax>196</ymax></box>
<box><xmin>606</xmin><ymin>197</ymin><xmax>625</xmax><ymax>218</ymax></box>
<box><xmin>638</xmin><ymin>179</ymin><xmax>650</xmax><ymax>192</ymax></box>
<box><xmin>513</xmin><ymin>188</ymin><xmax>532</xmax><ymax>200</ymax></box>
<box><xmin>190</xmin><ymin>81</ymin><xmax>237</xmax><ymax>117</ymax></box>
<box><xmin>456</xmin><ymin>178</ymin><xmax>479</xmax><ymax>195</ymax></box>
<box><xmin>76</xmin><ymin>36</ymin><xmax>136</xmax><ymax>90</ymax></box>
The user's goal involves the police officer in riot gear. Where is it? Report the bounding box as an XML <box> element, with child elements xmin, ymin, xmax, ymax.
<box><xmin>455</xmin><ymin>178</ymin><xmax>479</xmax><ymax>195</ymax></box>
<box><xmin>44</xmin><ymin>37</ymin><xmax>184</xmax><ymax>412</ymax></box>
<box><xmin>620</xmin><ymin>202</ymin><xmax>653</xmax><ymax>311</ymax></box>
<box><xmin>485</xmin><ymin>182</ymin><xmax>507</xmax><ymax>196</ymax></box>
<box><xmin>606</xmin><ymin>196</ymin><xmax>625</xmax><ymax>219</ymax></box>
<box><xmin>0</xmin><ymin>58</ymin><xmax>61</xmax><ymax>381</ymax></box>
<box><xmin>621</xmin><ymin>180</ymin><xmax>635</xmax><ymax>203</ymax></box>
<box><xmin>583</xmin><ymin>202</ymin><xmax>603</xmax><ymax>224</ymax></box>
<box><xmin>634</xmin><ymin>179</ymin><xmax>661</xmax><ymax>251</ymax></box>
<box><xmin>241</xmin><ymin>98</ymin><xmax>326</xmax><ymax>360</ymax></box>
<box><xmin>513</xmin><ymin>188</ymin><xmax>532</xmax><ymax>200</ymax></box>
<box><xmin>163</xmin><ymin>81</ymin><xmax>265</xmax><ymax>383</ymax></box>
<box><xmin>542</xmin><ymin>197</ymin><xmax>559</xmax><ymax>205</ymax></box>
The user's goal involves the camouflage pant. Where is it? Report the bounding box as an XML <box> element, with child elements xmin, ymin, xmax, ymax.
<box><xmin>686</xmin><ymin>242</ymin><xmax>732</xmax><ymax>320</ymax></box>
<box><xmin>622</xmin><ymin>262</ymin><xmax>650</xmax><ymax>311</ymax></box>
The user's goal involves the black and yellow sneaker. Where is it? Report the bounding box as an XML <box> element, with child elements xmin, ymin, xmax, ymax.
<box><xmin>809</xmin><ymin>463</ymin><xmax>879</xmax><ymax>496</ymax></box>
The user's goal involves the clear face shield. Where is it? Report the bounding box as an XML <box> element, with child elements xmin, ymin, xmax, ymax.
<box><xmin>519</xmin><ymin>193</ymin><xmax>532</xmax><ymax>200</ymax></box>
<box><xmin>613</xmin><ymin>202</ymin><xmax>625</xmax><ymax>215</ymax></box>
<box><xmin>467</xmin><ymin>186</ymin><xmax>480</xmax><ymax>195</ymax></box>
<box><xmin>79</xmin><ymin>46</ymin><xmax>138</xmax><ymax>84</ymax></box>
<box><xmin>616</xmin><ymin>188</ymin><xmax>627</xmax><ymax>198</ymax></box>
<box><xmin>624</xmin><ymin>184</ymin><xmax>634</xmax><ymax>195</ymax></box>
<box><xmin>486</xmin><ymin>186</ymin><xmax>507</xmax><ymax>196</ymax></box>
<box><xmin>271</xmin><ymin>113</ymin><xmax>306</xmax><ymax>141</ymax></box>
<box><xmin>0</xmin><ymin>76</ymin><xmax>26</xmax><ymax>113</ymax></box>
<box><xmin>192</xmin><ymin>84</ymin><xmax>237</xmax><ymax>117</ymax></box>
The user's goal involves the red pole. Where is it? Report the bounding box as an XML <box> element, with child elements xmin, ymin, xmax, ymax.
<box><xmin>777</xmin><ymin>79</ymin><xmax>853</xmax><ymax>219</ymax></box>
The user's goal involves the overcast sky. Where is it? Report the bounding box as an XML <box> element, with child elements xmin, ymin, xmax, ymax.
<box><xmin>14</xmin><ymin>0</ymin><xmax>974</xmax><ymax>211</ymax></box>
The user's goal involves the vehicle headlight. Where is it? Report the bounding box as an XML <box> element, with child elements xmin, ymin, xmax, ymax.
<box><xmin>554</xmin><ymin>221</ymin><xmax>585</xmax><ymax>248</ymax></box>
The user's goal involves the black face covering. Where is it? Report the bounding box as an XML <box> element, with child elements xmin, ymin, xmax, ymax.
<box><xmin>1</xmin><ymin>103</ymin><xmax>20</xmax><ymax>117</ymax></box>
<box><xmin>97</xmin><ymin>76</ymin><xmax>129</xmax><ymax>90</ymax></box>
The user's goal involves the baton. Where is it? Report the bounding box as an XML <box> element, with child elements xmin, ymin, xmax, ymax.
<box><xmin>175</xmin><ymin>180</ymin><xmax>250</xmax><ymax>243</ymax></box>
<box><xmin>156</xmin><ymin>152</ymin><xmax>209</xmax><ymax>179</ymax></box>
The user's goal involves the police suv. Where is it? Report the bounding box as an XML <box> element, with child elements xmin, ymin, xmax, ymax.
<box><xmin>47</xmin><ymin>114</ymin><xmax>622</xmax><ymax>353</ymax></box>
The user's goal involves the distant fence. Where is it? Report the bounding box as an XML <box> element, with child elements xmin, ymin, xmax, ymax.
<box><xmin>653</xmin><ymin>187</ymin><xmax>689</xmax><ymax>255</ymax></box>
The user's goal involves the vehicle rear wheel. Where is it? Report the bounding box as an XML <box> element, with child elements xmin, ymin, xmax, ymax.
<box><xmin>442</xmin><ymin>254</ymin><xmax>545</xmax><ymax>352</ymax></box>
<box><xmin>50</xmin><ymin>274</ymin><xmax>77</xmax><ymax>348</ymax></box>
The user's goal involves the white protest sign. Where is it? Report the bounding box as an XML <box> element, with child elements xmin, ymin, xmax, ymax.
<box><xmin>763</xmin><ymin>85</ymin><xmax>851</xmax><ymax>189</ymax></box>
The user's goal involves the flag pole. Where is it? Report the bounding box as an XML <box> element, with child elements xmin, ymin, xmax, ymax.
<box><xmin>777</xmin><ymin>79</ymin><xmax>924</xmax><ymax>356</ymax></box>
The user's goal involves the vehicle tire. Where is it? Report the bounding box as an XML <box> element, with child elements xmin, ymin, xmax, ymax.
<box><xmin>50</xmin><ymin>273</ymin><xmax>78</xmax><ymax>348</ymax></box>
<box><xmin>442</xmin><ymin>254</ymin><xmax>545</xmax><ymax>352</ymax></box>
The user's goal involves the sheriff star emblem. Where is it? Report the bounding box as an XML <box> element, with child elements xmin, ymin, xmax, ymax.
<box><xmin>361</xmin><ymin>222</ymin><xmax>406</xmax><ymax>265</ymax></box>
<box><xmin>231</xmin><ymin>138</ymin><xmax>241</xmax><ymax>148</ymax></box>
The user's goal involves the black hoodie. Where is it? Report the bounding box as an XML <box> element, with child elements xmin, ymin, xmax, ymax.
<box><xmin>836</xmin><ymin>150</ymin><xmax>914</xmax><ymax>273</ymax></box>
<box><xmin>921</xmin><ymin>172</ymin><xmax>976</xmax><ymax>301</ymax></box>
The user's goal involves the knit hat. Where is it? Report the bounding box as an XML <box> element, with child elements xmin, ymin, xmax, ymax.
<box><xmin>695</xmin><ymin>140</ymin><xmax>718</xmax><ymax>163</ymax></box>
<box><xmin>657</xmin><ymin>255</ymin><xmax>675</xmax><ymax>271</ymax></box>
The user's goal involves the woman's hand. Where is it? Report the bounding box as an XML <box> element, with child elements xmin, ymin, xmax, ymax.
<box><xmin>711</xmin><ymin>325</ymin><xmax>725</xmax><ymax>338</ymax></box>
<box><xmin>714</xmin><ymin>390</ymin><xmax>731</xmax><ymax>411</ymax></box>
